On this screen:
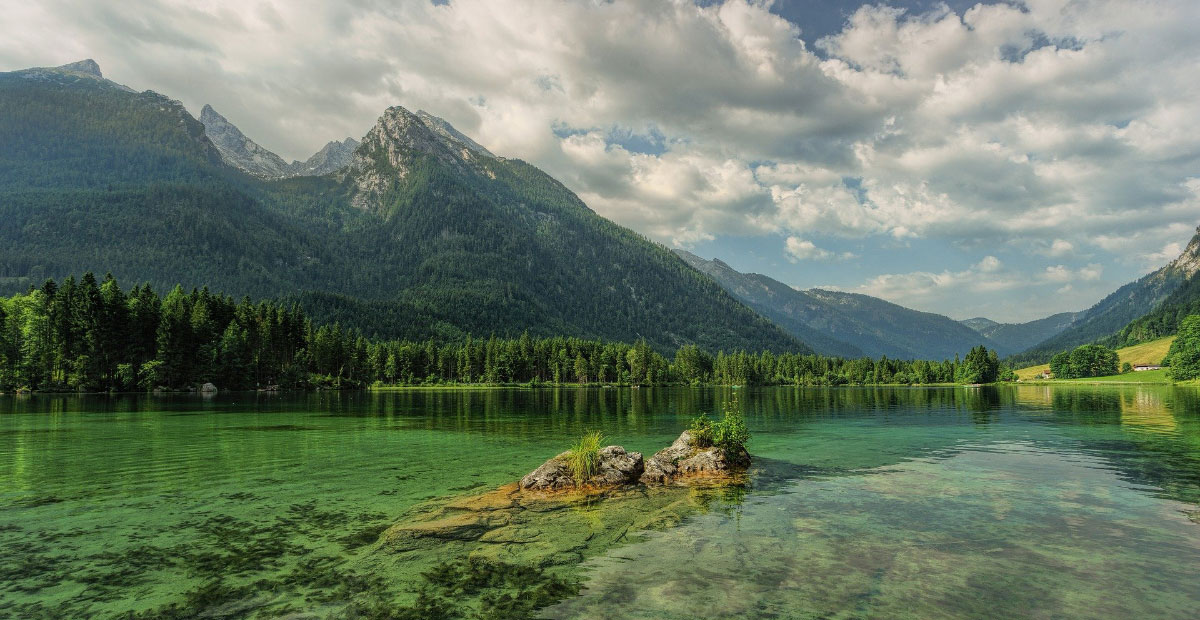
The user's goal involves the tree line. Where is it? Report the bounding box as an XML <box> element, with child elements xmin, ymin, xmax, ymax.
<box><xmin>0</xmin><ymin>274</ymin><xmax>1010</xmax><ymax>393</ymax></box>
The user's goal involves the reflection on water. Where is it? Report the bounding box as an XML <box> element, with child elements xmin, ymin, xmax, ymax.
<box><xmin>0</xmin><ymin>386</ymin><xmax>1198</xmax><ymax>618</ymax></box>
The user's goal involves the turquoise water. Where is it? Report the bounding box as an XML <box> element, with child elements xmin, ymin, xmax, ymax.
<box><xmin>1</xmin><ymin>386</ymin><xmax>1199</xmax><ymax>618</ymax></box>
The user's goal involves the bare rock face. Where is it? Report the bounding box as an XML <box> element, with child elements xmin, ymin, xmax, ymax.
<box><xmin>640</xmin><ymin>430</ymin><xmax>749</xmax><ymax>484</ymax></box>
<box><xmin>595</xmin><ymin>446</ymin><xmax>644</xmax><ymax>485</ymax></box>
<box><xmin>640</xmin><ymin>430</ymin><xmax>695</xmax><ymax>484</ymax></box>
<box><xmin>519</xmin><ymin>446</ymin><xmax>644</xmax><ymax>492</ymax></box>
<box><xmin>519</xmin><ymin>451</ymin><xmax>575</xmax><ymax>491</ymax></box>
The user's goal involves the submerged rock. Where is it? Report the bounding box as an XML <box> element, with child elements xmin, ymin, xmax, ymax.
<box><xmin>519</xmin><ymin>446</ymin><xmax>644</xmax><ymax>491</ymax></box>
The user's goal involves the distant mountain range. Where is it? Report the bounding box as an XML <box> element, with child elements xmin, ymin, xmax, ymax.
<box><xmin>958</xmin><ymin>313</ymin><xmax>1078</xmax><ymax>356</ymax></box>
<box><xmin>1006</xmin><ymin>227</ymin><xmax>1200</xmax><ymax>365</ymax></box>
<box><xmin>0</xmin><ymin>59</ymin><xmax>802</xmax><ymax>354</ymax></box>
<box><xmin>676</xmin><ymin>250</ymin><xmax>1005</xmax><ymax>360</ymax></box>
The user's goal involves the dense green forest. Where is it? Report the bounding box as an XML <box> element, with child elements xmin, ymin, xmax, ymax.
<box><xmin>0</xmin><ymin>275</ymin><xmax>1003</xmax><ymax>393</ymax></box>
<box><xmin>0</xmin><ymin>64</ymin><xmax>799</xmax><ymax>354</ymax></box>
<box><xmin>1163</xmin><ymin>316</ymin><xmax>1200</xmax><ymax>381</ymax></box>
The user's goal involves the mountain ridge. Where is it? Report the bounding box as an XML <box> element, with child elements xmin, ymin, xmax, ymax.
<box><xmin>1011</xmin><ymin>225</ymin><xmax>1200</xmax><ymax>364</ymax></box>
<box><xmin>960</xmin><ymin>312</ymin><xmax>1079</xmax><ymax>355</ymax></box>
<box><xmin>676</xmin><ymin>250</ymin><xmax>1002</xmax><ymax>359</ymax></box>
<box><xmin>199</xmin><ymin>104</ymin><xmax>359</xmax><ymax>179</ymax></box>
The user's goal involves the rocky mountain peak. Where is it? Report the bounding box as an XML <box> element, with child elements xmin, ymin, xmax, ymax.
<box><xmin>415</xmin><ymin>110</ymin><xmax>495</xmax><ymax>158</ymax></box>
<box><xmin>56</xmin><ymin>59</ymin><xmax>103</xmax><ymax>78</ymax></box>
<box><xmin>1163</xmin><ymin>226</ymin><xmax>1200</xmax><ymax>279</ymax></box>
<box><xmin>343</xmin><ymin>105</ymin><xmax>487</xmax><ymax>210</ymax></box>
<box><xmin>290</xmin><ymin>137</ymin><xmax>360</xmax><ymax>176</ymax></box>
<box><xmin>198</xmin><ymin>104</ymin><xmax>291</xmax><ymax>179</ymax></box>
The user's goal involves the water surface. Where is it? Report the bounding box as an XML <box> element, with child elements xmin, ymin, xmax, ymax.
<box><xmin>1</xmin><ymin>386</ymin><xmax>1199</xmax><ymax>618</ymax></box>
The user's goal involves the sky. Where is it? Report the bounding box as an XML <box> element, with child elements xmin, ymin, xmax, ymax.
<box><xmin>3</xmin><ymin>0</ymin><xmax>1200</xmax><ymax>323</ymax></box>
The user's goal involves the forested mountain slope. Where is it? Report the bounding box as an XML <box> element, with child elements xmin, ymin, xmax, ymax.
<box><xmin>1011</xmin><ymin>226</ymin><xmax>1200</xmax><ymax>364</ymax></box>
<box><xmin>677</xmin><ymin>251</ymin><xmax>999</xmax><ymax>359</ymax></box>
<box><xmin>1106</xmin><ymin>228</ymin><xmax>1200</xmax><ymax>347</ymax></box>
<box><xmin>0</xmin><ymin>60</ymin><xmax>803</xmax><ymax>354</ymax></box>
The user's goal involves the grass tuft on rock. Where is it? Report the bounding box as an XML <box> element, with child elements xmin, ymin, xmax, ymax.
<box><xmin>566</xmin><ymin>431</ymin><xmax>604</xmax><ymax>483</ymax></box>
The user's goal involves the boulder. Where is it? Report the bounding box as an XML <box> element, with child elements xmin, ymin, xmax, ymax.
<box><xmin>200</xmin><ymin>382</ymin><xmax>218</xmax><ymax>393</ymax></box>
<box><xmin>519</xmin><ymin>451</ymin><xmax>575</xmax><ymax>491</ymax></box>
<box><xmin>640</xmin><ymin>430</ymin><xmax>695</xmax><ymax>484</ymax></box>
<box><xmin>595</xmin><ymin>446</ymin><xmax>644</xmax><ymax>486</ymax></box>
<box><xmin>640</xmin><ymin>430</ymin><xmax>749</xmax><ymax>484</ymax></box>
<box><xmin>520</xmin><ymin>446</ymin><xmax>644</xmax><ymax>491</ymax></box>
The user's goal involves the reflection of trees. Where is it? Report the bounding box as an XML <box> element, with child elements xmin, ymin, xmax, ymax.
<box><xmin>1016</xmin><ymin>386</ymin><xmax>1200</xmax><ymax>505</ymax></box>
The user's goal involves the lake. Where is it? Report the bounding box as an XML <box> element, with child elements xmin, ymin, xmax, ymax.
<box><xmin>2</xmin><ymin>386</ymin><xmax>1199</xmax><ymax>618</ymax></box>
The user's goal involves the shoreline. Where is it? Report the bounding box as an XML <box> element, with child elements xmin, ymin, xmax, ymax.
<box><xmin>4</xmin><ymin>380</ymin><xmax>1193</xmax><ymax>397</ymax></box>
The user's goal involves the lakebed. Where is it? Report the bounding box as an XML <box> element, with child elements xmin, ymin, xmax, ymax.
<box><xmin>2</xmin><ymin>386</ymin><xmax>1199</xmax><ymax>618</ymax></box>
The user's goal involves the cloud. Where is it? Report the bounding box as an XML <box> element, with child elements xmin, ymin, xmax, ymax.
<box><xmin>1035</xmin><ymin>239</ymin><xmax>1076</xmax><ymax>258</ymax></box>
<box><xmin>1042</xmin><ymin>263</ymin><xmax>1103</xmax><ymax>283</ymax></box>
<box><xmin>853</xmin><ymin>256</ymin><xmax>1112</xmax><ymax>320</ymax></box>
<box><xmin>784</xmin><ymin>237</ymin><xmax>856</xmax><ymax>262</ymax></box>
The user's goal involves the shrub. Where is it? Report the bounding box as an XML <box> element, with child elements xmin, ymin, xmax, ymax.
<box><xmin>1122</xmin><ymin>362</ymin><xmax>1133</xmax><ymax>374</ymax></box>
<box><xmin>689</xmin><ymin>414</ymin><xmax>713</xmax><ymax>447</ymax></box>
<box><xmin>566</xmin><ymin>430</ymin><xmax>604</xmax><ymax>483</ymax></box>
<box><xmin>712</xmin><ymin>394</ymin><xmax>750</xmax><ymax>458</ymax></box>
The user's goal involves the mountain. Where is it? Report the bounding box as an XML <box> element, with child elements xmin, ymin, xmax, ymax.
<box><xmin>199</xmin><ymin>104</ymin><xmax>293</xmax><ymax>178</ymax></box>
<box><xmin>671</xmin><ymin>252</ymin><xmax>862</xmax><ymax>357</ymax></box>
<box><xmin>1106</xmin><ymin>227</ymin><xmax>1200</xmax><ymax>347</ymax></box>
<box><xmin>960</xmin><ymin>312</ymin><xmax>1079</xmax><ymax>355</ymax></box>
<box><xmin>676</xmin><ymin>251</ymin><xmax>999</xmax><ymax>359</ymax></box>
<box><xmin>416</xmin><ymin>110</ymin><xmax>494</xmax><ymax>157</ymax></box>
<box><xmin>1011</xmin><ymin>228</ymin><xmax>1200</xmax><ymax>364</ymax></box>
<box><xmin>199</xmin><ymin>104</ymin><xmax>359</xmax><ymax>178</ymax></box>
<box><xmin>0</xmin><ymin>60</ymin><xmax>803</xmax><ymax>354</ymax></box>
<box><xmin>292</xmin><ymin>137</ymin><xmax>359</xmax><ymax>176</ymax></box>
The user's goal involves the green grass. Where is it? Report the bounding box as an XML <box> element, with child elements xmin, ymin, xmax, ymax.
<box><xmin>1020</xmin><ymin>368</ymin><xmax>1171</xmax><ymax>385</ymax></box>
<box><xmin>1062</xmin><ymin>368</ymin><xmax>1171</xmax><ymax>384</ymax></box>
<box><xmin>565</xmin><ymin>431</ymin><xmax>604</xmax><ymax>484</ymax></box>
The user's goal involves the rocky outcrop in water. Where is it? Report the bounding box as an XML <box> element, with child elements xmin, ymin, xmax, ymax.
<box><xmin>519</xmin><ymin>431</ymin><xmax>747</xmax><ymax>492</ymax></box>
<box><xmin>641</xmin><ymin>430</ymin><xmax>750</xmax><ymax>484</ymax></box>
<box><xmin>519</xmin><ymin>446</ymin><xmax>644</xmax><ymax>491</ymax></box>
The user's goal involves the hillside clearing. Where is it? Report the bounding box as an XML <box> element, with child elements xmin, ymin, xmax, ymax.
<box><xmin>1015</xmin><ymin>336</ymin><xmax>1175</xmax><ymax>381</ymax></box>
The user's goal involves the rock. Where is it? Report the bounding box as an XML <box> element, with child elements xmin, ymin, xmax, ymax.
<box><xmin>595</xmin><ymin>446</ymin><xmax>644</xmax><ymax>486</ymax></box>
<box><xmin>520</xmin><ymin>446</ymin><xmax>644</xmax><ymax>491</ymax></box>
<box><xmin>200</xmin><ymin>382</ymin><xmax>218</xmax><ymax>393</ymax></box>
<box><xmin>640</xmin><ymin>430</ymin><xmax>696</xmax><ymax>484</ymax></box>
<box><xmin>521</xmin><ymin>431</ymin><xmax>747</xmax><ymax>491</ymax></box>
<box><xmin>640</xmin><ymin>430</ymin><xmax>749</xmax><ymax>484</ymax></box>
<box><xmin>520</xmin><ymin>451</ymin><xmax>575</xmax><ymax>491</ymax></box>
<box><xmin>677</xmin><ymin>445</ymin><xmax>750</xmax><ymax>475</ymax></box>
